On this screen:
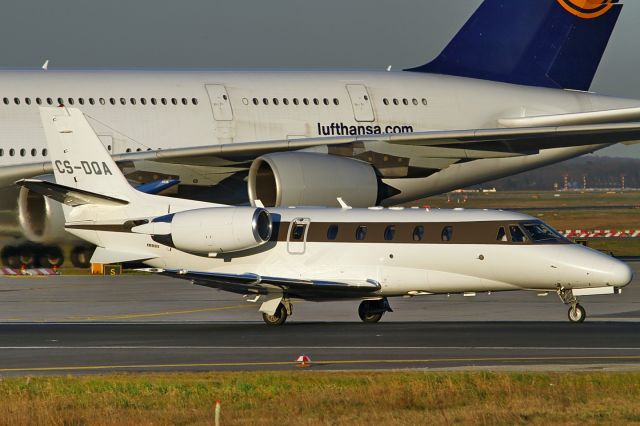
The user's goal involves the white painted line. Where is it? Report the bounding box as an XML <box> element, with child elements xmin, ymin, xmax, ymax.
<box><xmin>0</xmin><ymin>346</ymin><xmax>639</xmax><ymax>350</ymax></box>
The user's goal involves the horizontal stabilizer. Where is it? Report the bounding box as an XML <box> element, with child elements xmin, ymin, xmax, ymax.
<box><xmin>15</xmin><ymin>179</ymin><xmax>129</xmax><ymax>207</ymax></box>
<box><xmin>91</xmin><ymin>247</ymin><xmax>156</xmax><ymax>264</ymax></box>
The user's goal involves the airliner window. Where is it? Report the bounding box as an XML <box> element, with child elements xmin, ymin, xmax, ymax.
<box><xmin>355</xmin><ymin>226</ymin><xmax>367</xmax><ymax>241</ymax></box>
<box><xmin>13</xmin><ymin>98</ymin><xmax>19</xmax><ymax>105</ymax></box>
<box><xmin>19</xmin><ymin>149</ymin><xmax>25</xmax><ymax>157</ymax></box>
<box><xmin>42</xmin><ymin>149</ymin><xmax>47</xmax><ymax>156</ymax></box>
<box><xmin>412</xmin><ymin>98</ymin><xmax>418</xmax><ymax>105</ymax></box>
<box><xmin>393</xmin><ymin>98</ymin><xmax>399</xmax><ymax>105</ymax></box>
<box><xmin>9</xmin><ymin>149</ymin><xmax>14</xmax><ymax>156</ymax></box>
<box><xmin>263</xmin><ymin>98</ymin><xmax>269</xmax><ymax>105</ymax></box>
<box><xmin>25</xmin><ymin>98</ymin><xmax>31</xmax><ymax>105</ymax></box>
<box><xmin>68</xmin><ymin>98</ymin><xmax>74</xmax><ymax>105</ymax></box>
<box><xmin>182</xmin><ymin>98</ymin><xmax>188</xmax><ymax>105</ymax></box>
<box><xmin>253</xmin><ymin>98</ymin><xmax>259</xmax><ymax>105</ymax></box>
<box><xmin>422</xmin><ymin>98</ymin><xmax>428</xmax><ymax>105</ymax></box>
<box><xmin>333</xmin><ymin>98</ymin><xmax>339</xmax><ymax>105</ymax></box>
<box><xmin>293</xmin><ymin>98</ymin><xmax>299</xmax><ymax>105</ymax></box>
<box><xmin>120</xmin><ymin>98</ymin><xmax>126</xmax><ymax>105</ymax></box>
<box><xmin>496</xmin><ymin>227</ymin><xmax>507</xmax><ymax>242</ymax></box>
<box><xmin>509</xmin><ymin>225</ymin><xmax>527</xmax><ymax>243</ymax></box>
<box><xmin>78</xmin><ymin>98</ymin><xmax>85</xmax><ymax>105</ymax></box>
<box><xmin>283</xmin><ymin>98</ymin><xmax>289</xmax><ymax>105</ymax></box>
<box><xmin>327</xmin><ymin>225</ymin><xmax>339</xmax><ymax>241</ymax></box>
<box><xmin>522</xmin><ymin>222</ymin><xmax>564</xmax><ymax>242</ymax></box>
<box><xmin>192</xmin><ymin>98</ymin><xmax>198</xmax><ymax>105</ymax></box>
<box><xmin>323</xmin><ymin>98</ymin><xmax>329</xmax><ymax>105</ymax></box>
<box><xmin>383</xmin><ymin>98</ymin><xmax>389</xmax><ymax>105</ymax></box>
<box><xmin>30</xmin><ymin>149</ymin><xmax>36</xmax><ymax>156</ymax></box>
<box><xmin>413</xmin><ymin>226</ymin><xmax>424</xmax><ymax>241</ymax></box>
<box><xmin>110</xmin><ymin>98</ymin><xmax>116</xmax><ymax>105</ymax></box>
<box><xmin>47</xmin><ymin>97</ymin><xmax>53</xmax><ymax>105</ymax></box>
<box><xmin>441</xmin><ymin>226</ymin><xmax>453</xmax><ymax>242</ymax></box>
<box><xmin>0</xmin><ymin>149</ymin><xmax>3</xmax><ymax>156</ymax></box>
<box><xmin>273</xmin><ymin>98</ymin><xmax>279</xmax><ymax>105</ymax></box>
<box><xmin>403</xmin><ymin>98</ymin><xmax>409</xmax><ymax>105</ymax></box>
<box><xmin>141</xmin><ymin>98</ymin><xmax>147</xmax><ymax>105</ymax></box>
<box><xmin>161</xmin><ymin>98</ymin><xmax>167</xmax><ymax>105</ymax></box>
<box><xmin>313</xmin><ymin>98</ymin><xmax>319</xmax><ymax>105</ymax></box>
<box><xmin>130</xmin><ymin>98</ymin><xmax>137</xmax><ymax>105</ymax></box>
<box><xmin>151</xmin><ymin>98</ymin><xmax>157</xmax><ymax>105</ymax></box>
<box><xmin>171</xmin><ymin>98</ymin><xmax>178</xmax><ymax>105</ymax></box>
<box><xmin>291</xmin><ymin>224</ymin><xmax>306</xmax><ymax>241</ymax></box>
<box><xmin>303</xmin><ymin>98</ymin><xmax>309</xmax><ymax>105</ymax></box>
<box><xmin>2</xmin><ymin>98</ymin><xmax>8</xmax><ymax>105</ymax></box>
<box><xmin>384</xmin><ymin>225</ymin><xmax>396</xmax><ymax>241</ymax></box>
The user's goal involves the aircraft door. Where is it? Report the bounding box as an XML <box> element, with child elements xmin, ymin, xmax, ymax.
<box><xmin>346</xmin><ymin>84</ymin><xmax>375</xmax><ymax>122</ymax></box>
<box><xmin>287</xmin><ymin>218</ymin><xmax>310</xmax><ymax>255</ymax></box>
<box><xmin>205</xmin><ymin>84</ymin><xmax>234</xmax><ymax>121</ymax></box>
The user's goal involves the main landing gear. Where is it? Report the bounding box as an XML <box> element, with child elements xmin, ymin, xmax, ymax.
<box><xmin>358</xmin><ymin>298</ymin><xmax>393</xmax><ymax>323</ymax></box>
<box><xmin>261</xmin><ymin>300</ymin><xmax>292</xmax><ymax>326</ymax></box>
<box><xmin>558</xmin><ymin>288</ymin><xmax>587</xmax><ymax>323</ymax></box>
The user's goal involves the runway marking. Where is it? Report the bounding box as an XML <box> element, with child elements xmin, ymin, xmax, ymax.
<box><xmin>0</xmin><ymin>346</ymin><xmax>640</xmax><ymax>351</ymax></box>
<box><xmin>3</xmin><ymin>355</ymin><xmax>640</xmax><ymax>373</ymax></box>
<box><xmin>70</xmin><ymin>304</ymin><xmax>252</xmax><ymax>321</ymax></box>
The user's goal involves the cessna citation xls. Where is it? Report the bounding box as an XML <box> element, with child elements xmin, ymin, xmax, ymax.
<box><xmin>2</xmin><ymin>0</ymin><xmax>640</xmax><ymax>268</ymax></box>
<box><xmin>18</xmin><ymin>108</ymin><xmax>633</xmax><ymax>324</ymax></box>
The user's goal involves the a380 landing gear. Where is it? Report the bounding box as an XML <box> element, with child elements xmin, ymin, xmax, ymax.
<box><xmin>558</xmin><ymin>288</ymin><xmax>587</xmax><ymax>323</ymax></box>
<box><xmin>358</xmin><ymin>298</ymin><xmax>393</xmax><ymax>323</ymax></box>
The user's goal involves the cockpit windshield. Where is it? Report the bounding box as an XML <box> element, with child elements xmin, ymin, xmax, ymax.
<box><xmin>521</xmin><ymin>221</ymin><xmax>566</xmax><ymax>243</ymax></box>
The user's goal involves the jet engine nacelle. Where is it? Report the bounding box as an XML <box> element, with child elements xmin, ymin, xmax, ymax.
<box><xmin>139</xmin><ymin>207</ymin><xmax>273</xmax><ymax>254</ymax></box>
<box><xmin>17</xmin><ymin>174</ymin><xmax>76</xmax><ymax>244</ymax></box>
<box><xmin>247</xmin><ymin>152</ymin><xmax>379</xmax><ymax>207</ymax></box>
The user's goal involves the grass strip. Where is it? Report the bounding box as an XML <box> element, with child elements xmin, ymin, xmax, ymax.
<box><xmin>1</xmin><ymin>371</ymin><xmax>639</xmax><ymax>425</ymax></box>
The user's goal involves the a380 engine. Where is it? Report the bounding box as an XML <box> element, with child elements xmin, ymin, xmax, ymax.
<box><xmin>247</xmin><ymin>152</ymin><xmax>380</xmax><ymax>207</ymax></box>
<box><xmin>135</xmin><ymin>207</ymin><xmax>273</xmax><ymax>255</ymax></box>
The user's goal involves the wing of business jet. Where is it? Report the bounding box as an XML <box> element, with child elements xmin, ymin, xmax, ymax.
<box><xmin>3</xmin><ymin>107</ymin><xmax>640</xmax><ymax>188</ymax></box>
<box><xmin>156</xmin><ymin>269</ymin><xmax>382</xmax><ymax>299</ymax></box>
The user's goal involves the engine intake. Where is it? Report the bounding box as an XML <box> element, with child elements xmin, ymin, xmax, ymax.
<box><xmin>248</xmin><ymin>152</ymin><xmax>379</xmax><ymax>207</ymax></box>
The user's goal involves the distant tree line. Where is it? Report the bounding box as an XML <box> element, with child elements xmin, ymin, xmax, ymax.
<box><xmin>471</xmin><ymin>155</ymin><xmax>640</xmax><ymax>190</ymax></box>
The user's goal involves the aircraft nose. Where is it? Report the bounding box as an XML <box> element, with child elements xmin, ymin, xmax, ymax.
<box><xmin>606</xmin><ymin>259</ymin><xmax>633</xmax><ymax>287</ymax></box>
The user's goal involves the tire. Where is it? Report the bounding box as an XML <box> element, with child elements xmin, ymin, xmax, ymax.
<box><xmin>71</xmin><ymin>246</ymin><xmax>93</xmax><ymax>268</ymax></box>
<box><xmin>358</xmin><ymin>301</ymin><xmax>384</xmax><ymax>323</ymax></box>
<box><xmin>2</xmin><ymin>246</ymin><xmax>20</xmax><ymax>269</ymax></box>
<box><xmin>37</xmin><ymin>247</ymin><xmax>64</xmax><ymax>268</ymax></box>
<box><xmin>18</xmin><ymin>248</ymin><xmax>35</xmax><ymax>268</ymax></box>
<box><xmin>262</xmin><ymin>303</ymin><xmax>288</xmax><ymax>326</ymax></box>
<box><xmin>568</xmin><ymin>304</ymin><xmax>586</xmax><ymax>323</ymax></box>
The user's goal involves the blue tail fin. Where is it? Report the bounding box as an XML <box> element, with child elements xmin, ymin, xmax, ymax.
<box><xmin>407</xmin><ymin>0</ymin><xmax>622</xmax><ymax>91</ymax></box>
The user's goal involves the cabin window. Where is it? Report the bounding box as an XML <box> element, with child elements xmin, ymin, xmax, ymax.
<box><xmin>422</xmin><ymin>98</ymin><xmax>428</xmax><ymax>105</ymax></box>
<box><xmin>88</xmin><ymin>98</ymin><xmax>95</xmax><ymax>105</ymax></box>
<box><xmin>161</xmin><ymin>98</ymin><xmax>168</xmax><ymax>105</ymax></box>
<box><xmin>141</xmin><ymin>98</ymin><xmax>147</xmax><ymax>105</ymax></box>
<box><xmin>509</xmin><ymin>225</ymin><xmax>527</xmax><ymax>243</ymax></box>
<box><xmin>393</xmin><ymin>98</ymin><xmax>399</xmax><ymax>105</ymax></box>
<box><xmin>273</xmin><ymin>98</ymin><xmax>279</xmax><ymax>105</ymax></box>
<box><xmin>412</xmin><ymin>98</ymin><xmax>418</xmax><ymax>105</ymax></box>
<box><xmin>293</xmin><ymin>98</ymin><xmax>299</xmax><ymax>105</ymax></box>
<box><xmin>253</xmin><ymin>98</ymin><xmax>259</xmax><ymax>105</ymax></box>
<box><xmin>327</xmin><ymin>224</ymin><xmax>339</xmax><ymax>241</ymax></box>
<box><xmin>283</xmin><ymin>98</ymin><xmax>289</xmax><ymax>105</ymax></box>
<box><xmin>109</xmin><ymin>98</ymin><xmax>116</xmax><ymax>105</ymax></box>
<box><xmin>9</xmin><ymin>149</ymin><xmax>14</xmax><ymax>156</ymax></box>
<box><xmin>19</xmin><ymin>148</ymin><xmax>25</xmax><ymax>157</ymax></box>
<box><xmin>313</xmin><ymin>98</ymin><xmax>319</xmax><ymax>105</ymax></box>
<box><xmin>333</xmin><ymin>98</ymin><xmax>339</xmax><ymax>105</ymax></box>
<box><xmin>303</xmin><ymin>98</ymin><xmax>309</xmax><ymax>105</ymax></box>
<box><xmin>263</xmin><ymin>98</ymin><xmax>269</xmax><ymax>105</ymax></box>
<box><xmin>291</xmin><ymin>224</ymin><xmax>306</xmax><ymax>241</ymax></box>
<box><xmin>151</xmin><ymin>98</ymin><xmax>157</xmax><ymax>105</ymax></box>
<box><xmin>496</xmin><ymin>227</ymin><xmax>507</xmax><ymax>242</ymax></box>
<box><xmin>323</xmin><ymin>98</ymin><xmax>329</xmax><ymax>105</ymax></box>
<box><xmin>0</xmin><ymin>149</ymin><xmax>3</xmax><ymax>156</ymax></box>
<box><xmin>125</xmin><ymin>148</ymin><xmax>131</xmax><ymax>153</ymax></box>
<box><xmin>120</xmin><ymin>98</ymin><xmax>126</xmax><ymax>105</ymax></box>
<box><xmin>78</xmin><ymin>98</ymin><xmax>84</xmax><ymax>105</ymax></box>
<box><xmin>181</xmin><ymin>98</ymin><xmax>188</xmax><ymax>105</ymax></box>
<box><xmin>403</xmin><ymin>98</ymin><xmax>409</xmax><ymax>105</ymax></box>
<box><xmin>46</xmin><ymin>97</ymin><xmax>53</xmax><ymax>105</ymax></box>
<box><xmin>171</xmin><ymin>98</ymin><xmax>178</xmax><ymax>105</ymax></box>
<box><xmin>25</xmin><ymin>98</ymin><xmax>31</xmax><ymax>105</ymax></box>
<box><xmin>384</xmin><ymin>225</ymin><xmax>396</xmax><ymax>241</ymax></box>
<box><xmin>441</xmin><ymin>226</ymin><xmax>453</xmax><ymax>242</ymax></box>
<box><xmin>355</xmin><ymin>225</ymin><xmax>368</xmax><ymax>241</ymax></box>
<box><xmin>2</xmin><ymin>98</ymin><xmax>7</xmax><ymax>105</ymax></box>
<box><xmin>42</xmin><ymin>148</ymin><xmax>47</xmax><ymax>156</ymax></box>
<box><xmin>128</xmin><ymin>98</ymin><xmax>135</xmax><ymax>105</ymax></box>
<box><xmin>30</xmin><ymin>148</ymin><xmax>36</xmax><ymax>156</ymax></box>
<box><xmin>383</xmin><ymin>98</ymin><xmax>389</xmax><ymax>105</ymax></box>
<box><xmin>13</xmin><ymin>98</ymin><xmax>20</xmax><ymax>105</ymax></box>
<box><xmin>68</xmin><ymin>98</ymin><xmax>75</xmax><ymax>105</ymax></box>
<box><xmin>412</xmin><ymin>226</ymin><xmax>424</xmax><ymax>241</ymax></box>
<box><xmin>35</xmin><ymin>98</ymin><xmax>42</xmax><ymax>105</ymax></box>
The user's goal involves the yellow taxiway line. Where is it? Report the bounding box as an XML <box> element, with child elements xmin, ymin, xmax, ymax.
<box><xmin>2</xmin><ymin>355</ymin><xmax>640</xmax><ymax>373</ymax></box>
<box><xmin>71</xmin><ymin>304</ymin><xmax>252</xmax><ymax>321</ymax></box>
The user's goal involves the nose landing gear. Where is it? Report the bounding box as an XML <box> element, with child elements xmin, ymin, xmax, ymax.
<box><xmin>558</xmin><ymin>288</ymin><xmax>587</xmax><ymax>323</ymax></box>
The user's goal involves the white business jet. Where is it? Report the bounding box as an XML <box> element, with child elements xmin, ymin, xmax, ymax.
<box><xmin>17</xmin><ymin>108</ymin><xmax>633</xmax><ymax>325</ymax></box>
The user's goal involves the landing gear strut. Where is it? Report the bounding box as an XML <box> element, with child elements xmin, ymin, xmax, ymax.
<box><xmin>261</xmin><ymin>300</ymin><xmax>292</xmax><ymax>326</ymax></box>
<box><xmin>358</xmin><ymin>298</ymin><xmax>392</xmax><ymax>323</ymax></box>
<box><xmin>558</xmin><ymin>288</ymin><xmax>587</xmax><ymax>323</ymax></box>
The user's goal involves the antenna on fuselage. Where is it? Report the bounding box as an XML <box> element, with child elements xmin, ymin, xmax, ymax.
<box><xmin>41</xmin><ymin>59</ymin><xmax>49</xmax><ymax>70</ymax></box>
<box><xmin>337</xmin><ymin>197</ymin><xmax>352</xmax><ymax>209</ymax></box>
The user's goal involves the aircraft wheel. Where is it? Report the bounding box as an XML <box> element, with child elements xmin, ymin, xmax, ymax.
<box><xmin>568</xmin><ymin>304</ymin><xmax>586</xmax><ymax>323</ymax></box>
<box><xmin>358</xmin><ymin>301</ymin><xmax>384</xmax><ymax>323</ymax></box>
<box><xmin>71</xmin><ymin>246</ymin><xmax>93</xmax><ymax>268</ymax></box>
<box><xmin>262</xmin><ymin>303</ymin><xmax>288</xmax><ymax>326</ymax></box>
<box><xmin>2</xmin><ymin>246</ymin><xmax>21</xmax><ymax>269</ymax></box>
<box><xmin>37</xmin><ymin>247</ymin><xmax>64</xmax><ymax>268</ymax></box>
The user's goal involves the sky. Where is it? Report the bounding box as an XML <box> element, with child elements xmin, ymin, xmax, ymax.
<box><xmin>0</xmin><ymin>0</ymin><xmax>639</xmax><ymax>156</ymax></box>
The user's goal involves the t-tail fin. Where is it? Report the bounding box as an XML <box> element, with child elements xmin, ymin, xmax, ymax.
<box><xmin>39</xmin><ymin>107</ymin><xmax>140</xmax><ymax>202</ymax></box>
<box><xmin>406</xmin><ymin>0</ymin><xmax>623</xmax><ymax>91</ymax></box>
